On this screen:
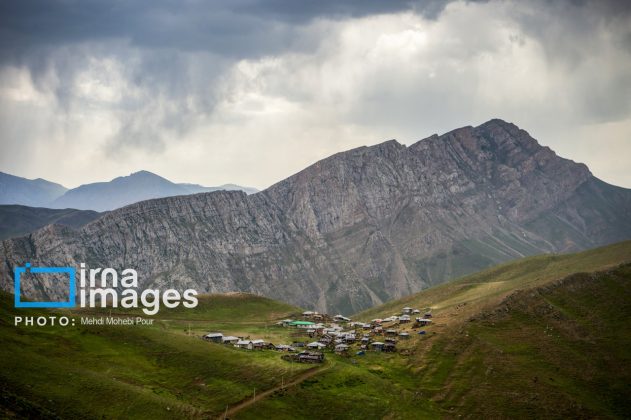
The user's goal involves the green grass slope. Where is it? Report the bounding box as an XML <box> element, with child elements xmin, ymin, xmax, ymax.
<box><xmin>0</xmin><ymin>292</ymin><xmax>308</xmax><ymax>419</ymax></box>
<box><xmin>409</xmin><ymin>264</ymin><xmax>631</xmax><ymax>418</ymax></box>
<box><xmin>237</xmin><ymin>243</ymin><xmax>631</xmax><ymax>419</ymax></box>
<box><xmin>355</xmin><ymin>240</ymin><xmax>631</xmax><ymax>323</ymax></box>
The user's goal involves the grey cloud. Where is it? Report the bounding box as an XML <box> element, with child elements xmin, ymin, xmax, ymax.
<box><xmin>506</xmin><ymin>0</ymin><xmax>631</xmax><ymax>123</ymax></box>
<box><xmin>0</xmin><ymin>0</ymin><xmax>630</xmax><ymax>189</ymax></box>
<box><xmin>0</xmin><ymin>0</ymin><xmax>452</xmax><ymax>63</ymax></box>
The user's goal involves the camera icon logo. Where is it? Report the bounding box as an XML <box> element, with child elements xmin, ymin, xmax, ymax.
<box><xmin>14</xmin><ymin>263</ymin><xmax>76</xmax><ymax>308</ymax></box>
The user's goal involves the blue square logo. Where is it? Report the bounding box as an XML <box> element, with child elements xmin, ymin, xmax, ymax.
<box><xmin>14</xmin><ymin>263</ymin><xmax>76</xmax><ymax>308</ymax></box>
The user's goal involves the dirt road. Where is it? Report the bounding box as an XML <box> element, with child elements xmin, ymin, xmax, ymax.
<box><xmin>220</xmin><ymin>361</ymin><xmax>332</xmax><ymax>419</ymax></box>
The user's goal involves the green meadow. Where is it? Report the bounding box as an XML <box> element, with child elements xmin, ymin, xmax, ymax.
<box><xmin>0</xmin><ymin>293</ymin><xmax>311</xmax><ymax>418</ymax></box>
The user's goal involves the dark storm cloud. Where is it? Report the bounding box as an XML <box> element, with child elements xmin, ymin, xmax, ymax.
<box><xmin>0</xmin><ymin>0</ymin><xmax>454</xmax><ymax>63</ymax></box>
<box><xmin>0</xmin><ymin>0</ymin><xmax>288</xmax><ymax>61</ymax></box>
<box><xmin>0</xmin><ymin>0</ymin><xmax>459</xmax><ymax>155</ymax></box>
<box><xmin>237</xmin><ymin>0</ymin><xmax>448</xmax><ymax>22</ymax></box>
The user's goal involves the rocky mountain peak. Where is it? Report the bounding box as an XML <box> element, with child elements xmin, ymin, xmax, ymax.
<box><xmin>2</xmin><ymin>120</ymin><xmax>629</xmax><ymax>314</ymax></box>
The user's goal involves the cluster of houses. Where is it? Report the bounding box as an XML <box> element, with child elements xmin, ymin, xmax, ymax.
<box><xmin>202</xmin><ymin>306</ymin><xmax>433</xmax><ymax>363</ymax></box>
<box><xmin>203</xmin><ymin>332</ymin><xmax>293</xmax><ymax>351</ymax></box>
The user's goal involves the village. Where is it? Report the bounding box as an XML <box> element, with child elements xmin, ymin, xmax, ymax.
<box><xmin>202</xmin><ymin>306</ymin><xmax>433</xmax><ymax>364</ymax></box>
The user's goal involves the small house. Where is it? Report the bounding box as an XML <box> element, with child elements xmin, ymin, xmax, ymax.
<box><xmin>275</xmin><ymin>344</ymin><xmax>295</xmax><ymax>352</ymax></box>
<box><xmin>424</xmin><ymin>312</ymin><xmax>433</xmax><ymax>318</ymax></box>
<box><xmin>371</xmin><ymin>342</ymin><xmax>385</xmax><ymax>351</ymax></box>
<box><xmin>334</xmin><ymin>315</ymin><xmax>351</xmax><ymax>323</ymax></box>
<box><xmin>385</xmin><ymin>329</ymin><xmax>398</xmax><ymax>337</ymax></box>
<box><xmin>302</xmin><ymin>311</ymin><xmax>315</xmax><ymax>318</ymax></box>
<box><xmin>385</xmin><ymin>337</ymin><xmax>397</xmax><ymax>344</ymax></box>
<box><xmin>203</xmin><ymin>332</ymin><xmax>223</xmax><ymax>343</ymax></box>
<box><xmin>307</xmin><ymin>341</ymin><xmax>327</xmax><ymax>350</ymax></box>
<box><xmin>402</xmin><ymin>307</ymin><xmax>413</xmax><ymax>314</ymax></box>
<box><xmin>412</xmin><ymin>309</ymin><xmax>421</xmax><ymax>314</ymax></box>
<box><xmin>251</xmin><ymin>339</ymin><xmax>267</xmax><ymax>350</ymax></box>
<box><xmin>383</xmin><ymin>343</ymin><xmax>396</xmax><ymax>352</ymax></box>
<box><xmin>398</xmin><ymin>332</ymin><xmax>410</xmax><ymax>339</ymax></box>
<box><xmin>319</xmin><ymin>334</ymin><xmax>333</xmax><ymax>342</ymax></box>
<box><xmin>281</xmin><ymin>351</ymin><xmax>324</xmax><ymax>363</ymax></box>
<box><xmin>235</xmin><ymin>340</ymin><xmax>253</xmax><ymax>350</ymax></box>
<box><xmin>416</xmin><ymin>318</ymin><xmax>432</xmax><ymax>326</ymax></box>
<box><xmin>298</xmin><ymin>351</ymin><xmax>325</xmax><ymax>363</ymax></box>
<box><xmin>335</xmin><ymin>344</ymin><xmax>349</xmax><ymax>354</ymax></box>
<box><xmin>289</xmin><ymin>320</ymin><xmax>316</xmax><ymax>328</ymax></box>
<box><xmin>399</xmin><ymin>315</ymin><xmax>411</xmax><ymax>323</ymax></box>
<box><xmin>222</xmin><ymin>336</ymin><xmax>239</xmax><ymax>345</ymax></box>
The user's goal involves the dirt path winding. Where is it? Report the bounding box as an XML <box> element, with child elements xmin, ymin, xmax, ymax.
<box><xmin>219</xmin><ymin>361</ymin><xmax>333</xmax><ymax>419</ymax></box>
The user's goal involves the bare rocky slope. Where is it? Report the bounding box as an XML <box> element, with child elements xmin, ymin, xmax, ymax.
<box><xmin>2</xmin><ymin>119</ymin><xmax>631</xmax><ymax>313</ymax></box>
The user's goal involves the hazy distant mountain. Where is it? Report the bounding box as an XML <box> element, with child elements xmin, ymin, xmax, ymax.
<box><xmin>50</xmin><ymin>170</ymin><xmax>258</xmax><ymax>212</ymax></box>
<box><xmin>0</xmin><ymin>172</ymin><xmax>67</xmax><ymax>207</ymax></box>
<box><xmin>3</xmin><ymin>119</ymin><xmax>631</xmax><ymax>313</ymax></box>
<box><xmin>0</xmin><ymin>205</ymin><xmax>101</xmax><ymax>240</ymax></box>
<box><xmin>50</xmin><ymin>171</ymin><xmax>187</xmax><ymax>212</ymax></box>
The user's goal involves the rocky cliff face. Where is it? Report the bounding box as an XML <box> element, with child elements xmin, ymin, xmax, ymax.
<box><xmin>2</xmin><ymin>119</ymin><xmax>631</xmax><ymax>313</ymax></box>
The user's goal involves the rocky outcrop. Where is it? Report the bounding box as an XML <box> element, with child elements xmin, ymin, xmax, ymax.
<box><xmin>2</xmin><ymin>119</ymin><xmax>631</xmax><ymax>313</ymax></box>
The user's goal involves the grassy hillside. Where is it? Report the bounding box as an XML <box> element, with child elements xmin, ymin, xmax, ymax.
<box><xmin>0</xmin><ymin>292</ymin><xmax>309</xmax><ymax>419</ymax></box>
<box><xmin>1</xmin><ymin>243</ymin><xmax>630</xmax><ymax>419</ymax></box>
<box><xmin>237</xmin><ymin>249</ymin><xmax>631</xmax><ymax>419</ymax></box>
<box><xmin>407</xmin><ymin>265</ymin><xmax>631</xmax><ymax>418</ymax></box>
<box><xmin>356</xmin><ymin>240</ymin><xmax>631</xmax><ymax>323</ymax></box>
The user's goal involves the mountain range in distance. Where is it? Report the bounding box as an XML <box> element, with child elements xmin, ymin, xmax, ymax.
<box><xmin>0</xmin><ymin>170</ymin><xmax>258</xmax><ymax>212</ymax></box>
<box><xmin>2</xmin><ymin>118</ymin><xmax>631</xmax><ymax>314</ymax></box>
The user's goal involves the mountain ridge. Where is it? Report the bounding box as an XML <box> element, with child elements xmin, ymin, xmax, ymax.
<box><xmin>0</xmin><ymin>172</ymin><xmax>68</xmax><ymax>207</ymax></box>
<box><xmin>2</xmin><ymin>119</ymin><xmax>630</xmax><ymax>313</ymax></box>
<box><xmin>0</xmin><ymin>170</ymin><xmax>258</xmax><ymax>212</ymax></box>
<box><xmin>51</xmin><ymin>170</ymin><xmax>259</xmax><ymax>211</ymax></box>
<box><xmin>0</xmin><ymin>205</ymin><xmax>101</xmax><ymax>241</ymax></box>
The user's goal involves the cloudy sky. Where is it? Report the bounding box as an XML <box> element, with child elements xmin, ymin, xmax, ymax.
<box><xmin>0</xmin><ymin>0</ymin><xmax>630</xmax><ymax>189</ymax></box>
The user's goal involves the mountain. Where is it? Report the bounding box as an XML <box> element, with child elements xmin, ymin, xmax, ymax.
<box><xmin>50</xmin><ymin>170</ymin><xmax>188</xmax><ymax>212</ymax></box>
<box><xmin>0</xmin><ymin>205</ymin><xmax>101</xmax><ymax>241</ymax></box>
<box><xmin>50</xmin><ymin>170</ymin><xmax>258</xmax><ymax>211</ymax></box>
<box><xmin>2</xmin><ymin>119</ymin><xmax>631</xmax><ymax>313</ymax></box>
<box><xmin>0</xmin><ymin>172</ymin><xmax>67</xmax><ymax>207</ymax></box>
<box><xmin>179</xmin><ymin>183</ymin><xmax>259</xmax><ymax>195</ymax></box>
